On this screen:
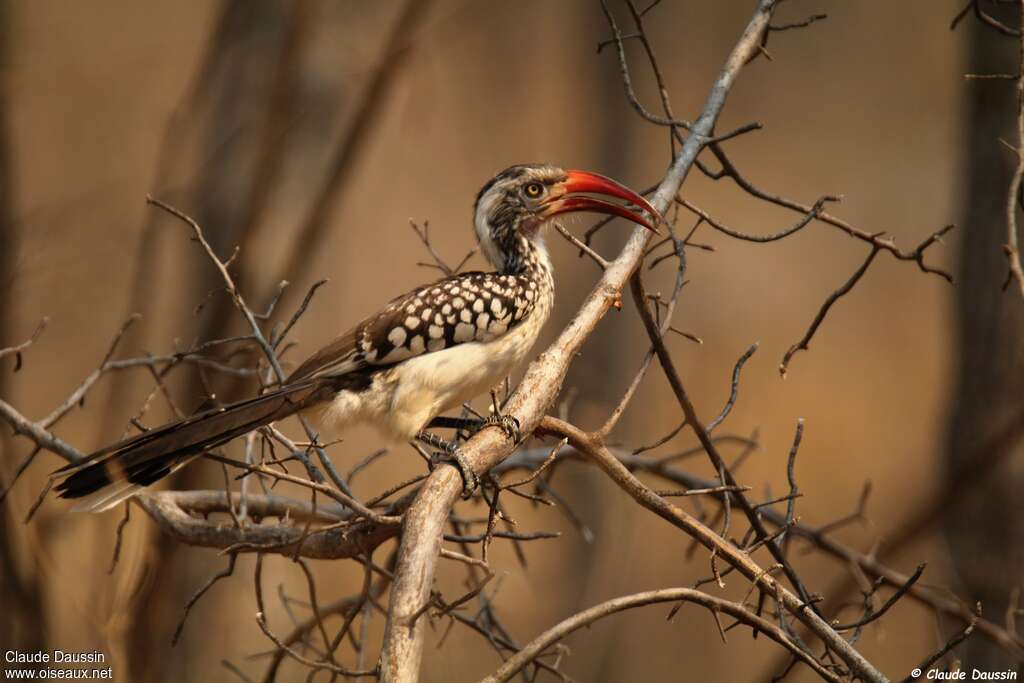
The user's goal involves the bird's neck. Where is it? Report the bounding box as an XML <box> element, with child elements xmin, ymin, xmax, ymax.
<box><xmin>494</xmin><ymin>234</ymin><xmax>553</xmax><ymax>279</ymax></box>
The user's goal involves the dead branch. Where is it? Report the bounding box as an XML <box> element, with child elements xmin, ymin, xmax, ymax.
<box><xmin>254</xmin><ymin>554</ymin><xmax>379</xmax><ymax>678</ymax></box>
<box><xmin>899</xmin><ymin>611</ymin><xmax>979</xmax><ymax>683</ymax></box>
<box><xmin>0</xmin><ymin>317</ymin><xmax>47</xmax><ymax>371</ymax></box>
<box><xmin>134</xmin><ymin>491</ymin><xmax>402</xmax><ymax>560</ymax></box>
<box><xmin>378</xmin><ymin>5</ymin><xmax>803</xmax><ymax>681</ymax></box>
<box><xmin>628</xmin><ymin>274</ymin><xmax>823</xmax><ymax>622</ymax></box>
<box><xmin>780</xmin><ymin>246</ymin><xmax>881</xmax><ymax>377</ymax></box>
<box><xmin>537</xmin><ymin>416</ymin><xmax>885</xmax><ymax>683</ymax></box>
<box><xmin>479</xmin><ymin>588</ymin><xmax>842</xmax><ymax>683</ymax></box>
<box><xmin>0</xmin><ymin>398</ymin><xmax>85</xmax><ymax>464</ymax></box>
<box><xmin>574</xmin><ymin>445</ymin><xmax>1023</xmax><ymax>659</ymax></box>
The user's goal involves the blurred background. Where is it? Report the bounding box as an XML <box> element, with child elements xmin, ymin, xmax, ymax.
<box><xmin>2</xmin><ymin>0</ymin><xmax>1021</xmax><ymax>681</ymax></box>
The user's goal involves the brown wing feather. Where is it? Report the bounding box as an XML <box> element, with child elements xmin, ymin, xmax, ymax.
<box><xmin>285</xmin><ymin>284</ymin><xmax>429</xmax><ymax>382</ymax></box>
<box><xmin>287</xmin><ymin>270</ymin><xmax>535</xmax><ymax>381</ymax></box>
<box><xmin>286</xmin><ymin>325</ymin><xmax>362</xmax><ymax>382</ymax></box>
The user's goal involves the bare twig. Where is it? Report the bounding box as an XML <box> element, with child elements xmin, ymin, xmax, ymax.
<box><xmin>833</xmin><ymin>562</ymin><xmax>926</xmax><ymax>632</ymax></box>
<box><xmin>254</xmin><ymin>555</ymin><xmax>378</xmax><ymax>678</ymax></box>
<box><xmin>107</xmin><ymin>503</ymin><xmax>131</xmax><ymax>575</ymax></box>
<box><xmin>678</xmin><ymin>196</ymin><xmax>835</xmax><ymax>244</ymax></box>
<box><xmin>779</xmin><ymin>246</ymin><xmax>881</xmax><ymax>377</ymax></box>
<box><xmin>172</xmin><ymin>554</ymin><xmax>237</xmax><ymax>645</ymax></box>
<box><xmin>408</xmin><ymin>219</ymin><xmax>477</xmax><ymax>276</ymax></box>
<box><xmin>271</xmin><ymin>279</ymin><xmax>328</xmax><ymax>350</ymax></box>
<box><xmin>0</xmin><ymin>317</ymin><xmax>48</xmax><ymax>372</ymax></box>
<box><xmin>707</xmin><ymin>343</ymin><xmax>758</xmax><ymax>431</ymax></box>
<box><xmin>479</xmin><ymin>588</ymin><xmax>841</xmax><ymax>683</ymax></box>
<box><xmin>899</xmin><ymin>611</ymin><xmax>978</xmax><ymax>683</ymax></box>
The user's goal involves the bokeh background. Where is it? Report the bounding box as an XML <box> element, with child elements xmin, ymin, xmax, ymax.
<box><xmin>2</xmin><ymin>1</ymin><xmax>1020</xmax><ymax>681</ymax></box>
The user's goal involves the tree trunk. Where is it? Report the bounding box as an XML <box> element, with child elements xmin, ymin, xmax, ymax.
<box><xmin>944</xmin><ymin>9</ymin><xmax>1024</xmax><ymax>670</ymax></box>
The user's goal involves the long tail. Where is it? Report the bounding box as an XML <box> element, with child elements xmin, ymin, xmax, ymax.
<box><xmin>53</xmin><ymin>380</ymin><xmax>329</xmax><ymax>512</ymax></box>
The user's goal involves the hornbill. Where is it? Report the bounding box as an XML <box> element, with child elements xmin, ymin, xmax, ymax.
<box><xmin>53</xmin><ymin>164</ymin><xmax>660</xmax><ymax>510</ymax></box>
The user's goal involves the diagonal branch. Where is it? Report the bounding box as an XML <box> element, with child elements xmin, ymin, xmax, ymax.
<box><xmin>537</xmin><ymin>416</ymin><xmax>886</xmax><ymax>683</ymax></box>
<box><xmin>780</xmin><ymin>246</ymin><xmax>880</xmax><ymax>377</ymax></box>
<box><xmin>498</xmin><ymin>444</ymin><xmax>1024</xmax><ymax>661</ymax></box>
<box><xmin>378</xmin><ymin>5</ymin><xmax>888</xmax><ymax>682</ymax></box>
<box><xmin>628</xmin><ymin>273</ymin><xmax>822</xmax><ymax>620</ymax></box>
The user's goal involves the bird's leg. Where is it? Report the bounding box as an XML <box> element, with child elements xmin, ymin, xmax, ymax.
<box><xmin>416</xmin><ymin>430</ymin><xmax>478</xmax><ymax>498</ymax></box>
<box><xmin>425</xmin><ymin>416</ymin><xmax>479</xmax><ymax>437</ymax></box>
<box><xmin>426</xmin><ymin>414</ymin><xmax>521</xmax><ymax>443</ymax></box>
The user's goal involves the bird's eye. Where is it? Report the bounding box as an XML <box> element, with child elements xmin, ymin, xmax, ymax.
<box><xmin>523</xmin><ymin>182</ymin><xmax>545</xmax><ymax>199</ymax></box>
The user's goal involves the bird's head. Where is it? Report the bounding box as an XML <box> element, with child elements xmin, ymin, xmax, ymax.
<box><xmin>473</xmin><ymin>163</ymin><xmax>661</xmax><ymax>273</ymax></box>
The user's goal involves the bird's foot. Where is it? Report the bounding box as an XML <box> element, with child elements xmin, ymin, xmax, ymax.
<box><xmin>434</xmin><ymin>444</ymin><xmax>478</xmax><ymax>499</ymax></box>
<box><xmin>481</xmin><ymin>414</ymin><xmax>521</xmax><ymax>442</ymax></box>
<box><xmin>420</xmin><ymin>431</ymin><xmax>478</xmax><ymax>498</ymax></box>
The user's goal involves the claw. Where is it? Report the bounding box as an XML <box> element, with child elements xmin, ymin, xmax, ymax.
<box><xmin>483</xmin><ymin>414</ymin><xmax>521</xmax><ymax>442</ymax></box>
<box><xmin>416</xmin><ymin>429</ymin><xmax>479</xmax><ymax>497</ymax></box>
<box><xmin>446</xmin><ymin>445</ymin><xmax>479</xmax><ymax>499</ymax></box>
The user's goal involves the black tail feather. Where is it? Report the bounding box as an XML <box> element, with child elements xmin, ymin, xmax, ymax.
<box><xmin>53</xmin><ymin>380</ymin><xmax>328</xmax><ymax>507</ymax></box>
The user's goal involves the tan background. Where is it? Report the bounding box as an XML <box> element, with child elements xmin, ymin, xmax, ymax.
<box><xmin>1</xmin><ymin>1</ymin><xmax>975</xmax><ymax>681</ymax></box>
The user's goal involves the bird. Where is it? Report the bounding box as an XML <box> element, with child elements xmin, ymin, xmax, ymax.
<box><xmin>53</xmin><ymin>163</ymin><xmax>659</xmax><ymax>511</ymax></box>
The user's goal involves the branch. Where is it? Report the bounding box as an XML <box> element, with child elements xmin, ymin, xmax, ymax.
<box><xmin>628</xmin><ymin>273</ymin><xmax>825</xmax><ymax>619</ymax></box>
<box><xmin>702</xmin><ymin>142</ymin><xmax>955</xmax><ymax>283</ymax></box>
<box><xmin>379</xmin><ymin>4</ymin><xmax>782</xmax><ymax>680</ymax></box>
<box><xmin>779</xmin><ymin>246</ymin><xmax>880</xmax><ymax>377</ymax></box>
<box><xmin>0</xmin><ymin>397</ymin><xmax>85</xmax><ymax>464</ymax></box>
<box><xmin>479</xmin><ymin>588</ymin><xmax>842</xmax><ymax>683</ymax></box>
<box><xmin>134</xmin><ymin>491</ymin><xmax>402</xmax><ymax>560</ymax></box>
<box><xmin>0</xmin><ymin>317</ymin><xmax>48</xmax><ymax>371</ymax></box>
<box><xmin>833</xmin><ymin>563</ymin><xmax>926</xmax><ymax>631</ymax></box>
<box><xmin>678</xmin><ymin>195</ymin><xmax>835</xmax><ymax>243</ymax></box>
<box><xmin>600</xmin><ymin>448</ymin><xmax>1024</xmax><ymax>660</ymax></box>
<box><xmin>538</xmin><ymin>416</ymin><xmax>886</xmax><ymax>683</ymax></box>
<box><xmin>146</xmin><ymin>197</ymin><xmax>287</xmax><ymax>381</ymax></box>
<box><xmin>497</xmin><ymin>442</ymin><xmax>1024</xmax><ymax>662</ymax></box>
<box><xmin>899</xmin><ymin>612</ymin><xmax>978</xmax><ymax>683</ymax></box>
